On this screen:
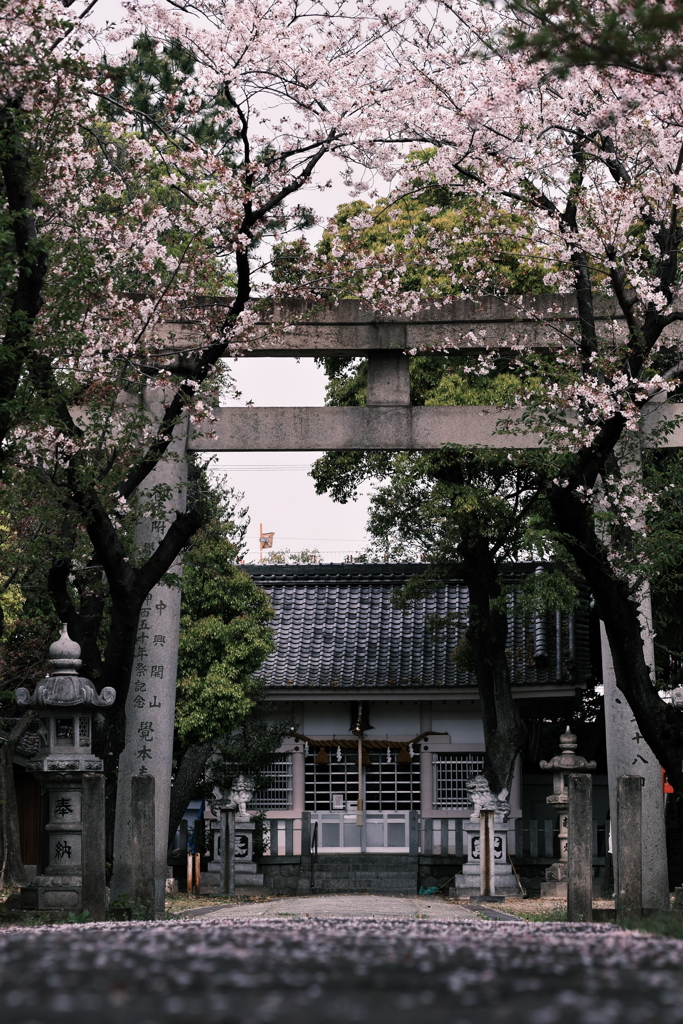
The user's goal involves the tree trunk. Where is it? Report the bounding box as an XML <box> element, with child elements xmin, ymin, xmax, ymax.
<box><xmin>167</xmin><ymin>740</ymin><xmax>214</xmax><ymax>848</ymax></box>
<box><xmin>0</xmin><ymin>712</ymin><xmax>35</xmax><ymax>888</ymax></box>
<box><xmin>547</xmin><ymin>484</ymin><xmax>683</xmax><ymax>795</ymax></box>
<box><xmin>461</xmin><ymin>539</ymin><xmax>525</xmax><ymax>797</ymax></box>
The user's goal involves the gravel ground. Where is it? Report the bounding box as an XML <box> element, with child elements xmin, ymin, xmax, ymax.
<box><xmin>195</xmin><ymin>894</ymin><xmax>479</xmax><ymax>920</ymax></box>
<box><xmin>471</xmin><ymin>896</ymin><xmax>616</xmax><ymax>919</ymax></box>
<box><xmin>1</xmin><ymin>916</ymin><xmax>682</xmax><ymax>1024</ymax></box>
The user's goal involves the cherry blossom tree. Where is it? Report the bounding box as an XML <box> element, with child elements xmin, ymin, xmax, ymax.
<box><xmin>0</xmin><ymin>0</ymin><xmax>396</xmax><ymax>846</ymax></box>
<box><xmin>335</xmin><ymin>0</ymin><xmax>683</xmax><ymax>793</ymax></box>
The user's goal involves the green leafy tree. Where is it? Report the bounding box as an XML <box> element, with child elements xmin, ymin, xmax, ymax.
<box><xmin>167</xmin><ymin>519</ymin><xmax>275</xmax><ymax>843</ymax></box>
<box><xmin>313</xmin><ymin>348</ymin><xmax>580</xmax><ymax>795</ymax></box>
<box><xmin>499</xmin><ymin>0</ymin><xmax>683</xmax><ymax>76</ymax></box>
<box><xmin>210</xmin><ymin>695</ymin><xmax>297</xmax><ymax>801</ymax></box>
<box><xmin>309</xmin><ymin>180</ymin><xmax>579</xmax><ymax>796</ymax></box>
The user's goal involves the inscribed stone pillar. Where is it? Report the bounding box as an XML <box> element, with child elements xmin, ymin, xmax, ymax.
<box><xmin>131</xmin><ymin>774</ymin><xmax>156</xmax><ymax>917</ymax></box>
<box><xmin>111</xmin><ymin>395</ymin><xmax>188</xmax><ymax>915</ymax></box>
<box><xmin>601</xmin><ymin>618</ymin><xmax>669</xmax><ymax>910</ymax></box>
<box><xmin>617</xmin><ymin>775</ymin><xmax>643</xmax><ymax>922</ymax></box>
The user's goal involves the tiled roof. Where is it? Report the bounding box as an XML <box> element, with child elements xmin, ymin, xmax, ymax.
<box><xmin>245</xmin><ymin>563</ymin><xmax>590</xmax><ymax>690</ymax></box>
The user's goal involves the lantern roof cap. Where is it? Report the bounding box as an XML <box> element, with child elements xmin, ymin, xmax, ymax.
<box><xmin>48</xmin><ymin>623</ymin><xmax>82</xmax><ymax>676</ymax></box>
<box><xmin>14</xmin><ymin>625</ymin><xmax>115</xmax><ymax>710</ymax></box>
<box><xmin>539</xmin><ymin>725</ymin><xmax>596</xmax><ymax>773</ymax></box>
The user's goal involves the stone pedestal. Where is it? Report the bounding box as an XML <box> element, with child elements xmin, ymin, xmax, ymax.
<box><xmin>233</xmin><ymin>819</ymin><xmax>264</xmax><ymax>887</ymax></box>
<box><xmin>21</xmin><ymin>760</ymin><xmax>106</xmax><ymax>913</ymax></box>
<box><xmin>450</xmin><ymin>818</ymin><xmax>518</xmax><ymax>897</ymax></box>
<box><xmin>213</xmin><ymin>796</ymin><xmax>264</xmax><ymax>890</ymax></box>
<box><xmin>22</xmin><ymin>768</ymin><xmax>93</xmax><ymax>912</ymax></box>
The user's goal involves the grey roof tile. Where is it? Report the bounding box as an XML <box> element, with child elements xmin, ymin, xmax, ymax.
<box><xmin>244</xmin><ymin>563</ymin><xmax>591</xmax><ymax>690</ymax></box>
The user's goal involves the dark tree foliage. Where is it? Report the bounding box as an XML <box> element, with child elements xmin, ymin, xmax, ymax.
<box><xmin>500</xmin><ymin>0</ymin><xmax>683</xmax><ymax>75</ymax></box>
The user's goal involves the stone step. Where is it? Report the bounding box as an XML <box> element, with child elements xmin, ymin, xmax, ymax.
<box><xmin>309</xmin><ymin>868</ymin><xmax>417</xmax><ymax>876</ymax></box>
<box><xmin>312</xmin><ymin>869</ymin><xmax>417</xmax><ymax>876</ymax></box>
<box><xmin>313</xmin><ymin>856</ymin><xmax>418</xmax><ymax>868</ymax></box>
<box><xmin>311</xmin><ymin>854</ymin><xmax>419</xmax><ymax>894</ymax></box>
<box><xmin>312</xmin><ymin>879</ymin><xmax>417</xmax><ymax>893</ymax></box>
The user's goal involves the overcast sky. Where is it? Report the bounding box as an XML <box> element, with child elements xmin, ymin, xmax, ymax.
<box><xmin>211</xmin><ymin>357</ymin><xmax>374</xmax><ymax>564</ymax></box>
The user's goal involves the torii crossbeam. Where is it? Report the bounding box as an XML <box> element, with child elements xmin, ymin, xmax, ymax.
<box><xmin>185</xmin><ymin>296</ymin><xmax>683</xmax><ymax>452</ymax></box>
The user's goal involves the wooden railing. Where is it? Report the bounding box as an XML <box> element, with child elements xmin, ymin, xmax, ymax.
<box><xmin>256</xmin><ymin>815</ymin><xmax>609</xmax><ymax>862</ymax></box>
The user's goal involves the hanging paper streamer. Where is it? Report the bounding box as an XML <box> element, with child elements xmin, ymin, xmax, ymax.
<box><xmin>304</xmin><ymin>741</ymin><xmax>309</xmax><ymax>757</ymax></box>
<box><xmin>408</xmin><ymin>742</ymin><xmax>414</xmax><ymax>759</ymax></box>
<box><xmin>386</xmin><ymin>746</ymin><xmax>391</xmax><ymax>763</ymax></box>
<box><xmin>336</xmin><ymin>746</ymin><xmax>342</xmax><ymax>762</ymax></box>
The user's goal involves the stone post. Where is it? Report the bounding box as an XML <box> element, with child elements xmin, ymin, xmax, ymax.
<box><xmin>297</xmin><ymin>811</ymin><xmax>312</xmax><ymax>893</ymax></box>
<box><xmin>131</xmin><ymin>774</ymin><xmax>156</xmax><ymax>918</ymax></box>
<box><xmin>617</xmin><ymin>775</ymin><xmax>643</xmax><ymax>922</ymax></box>
<box><xmin>409</xmin><ymin>810</ymin><xmax>420</xmax><ymax>856</ymax></box>
<box><xmin>480</xmin><ymin>808</ymin><xmax>495</xmax><ymax>898</ymax></box>
<box><xmin>81</xmin><ymin>773</ymin><xmax>107</xmax><ymax>922</ymax></box>
<box><xmin>111</xmin><ymin>394</ymin><xmax>188</xmax><ymax>916</ymax></box>
<box><xmin>602</xmin><ymin>620</ymin><xmax>669</xmax><ymax>911</ymax></box>
<box><xmin>220</xmin><ymin>808</ymin><xmax>236</xmax><ymax>895</ymax></box>
<box><xmin>292</xmin><ymin>746</ymin><xmax>306</xmax><ymax>819</ymax></box>
<box><xmin>567</xmin><ymin>773</ymin><xmax>592</xmax><ymax>923</ymax></box>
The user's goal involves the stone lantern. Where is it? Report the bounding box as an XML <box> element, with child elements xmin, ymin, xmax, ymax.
<box><xmin>540</xmin><ymin>725</ymin><xmax>596</xmax><ymax>897</ymax></box>
<box><xmin>15</xmin><ymin>624</ymin><xmax>115</xmax><ymax>912</ymax></box>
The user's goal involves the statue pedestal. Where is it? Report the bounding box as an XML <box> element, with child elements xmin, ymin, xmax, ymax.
<box><xmin>450</xmin><ymin>818</ymin><xmax>519</xmax><ymax>898</ymax></box>
<box><xmin>234</xmin><ymin>819</ymin><xmax>264</xmax><ymax>886</ymax></box>
<box><xmin>541</xmin><ymin>796</ymin><xmax>568</xmax><ymax>897</ymax></box>
<box><xmin>210</xmin><ymin>813</ymin><xmax>264</xmax><ymax>888</ymax></box>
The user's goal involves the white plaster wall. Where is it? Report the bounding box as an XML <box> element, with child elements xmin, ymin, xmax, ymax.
<box><xmin>300</xmin><ymin>704</ymin><xmax>351</xmax><ymax>736</ymax></box>
<box><xmin>301</xmin><ymin>701</ymin><xmax>421</xmax><ymax>737</ymax></box>
<box><xmin>363</xmin><ymin>702</ymin><xmax>421</xmax><ymax>736</ymax></box>
<box><xmin>431</xmin><ymin>712</ymin><xmax>484</xmax><ymax>744</ymax></box>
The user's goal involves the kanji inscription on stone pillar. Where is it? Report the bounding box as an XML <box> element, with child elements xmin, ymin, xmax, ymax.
<box><xmin>111</xmin><ymin>403</ymin><xmax>187</xmax><ymax>915</ymax></box>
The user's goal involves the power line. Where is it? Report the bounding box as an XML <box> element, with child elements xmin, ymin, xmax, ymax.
<box><xmin>210</xmin><ymin>464</ymin><xmax>313</xmax><ymax>472</ymax></box>
<box><xmin>254</xmin><ymin>536</ymin><xmax>367</xmax><ymax>542</ymax></box>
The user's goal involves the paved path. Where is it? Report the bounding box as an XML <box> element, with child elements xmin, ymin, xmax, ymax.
<box><xmin>194</xmin><ymin>894</ymin><xmax>480</xmax><ymax>920</ymax></box>
<box><xmin>1</xmin><ymin>909</ymin><xmax>682</xmax><ymax>1023</ymax></box>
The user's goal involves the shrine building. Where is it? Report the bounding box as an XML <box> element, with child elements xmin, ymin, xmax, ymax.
<box><xmin>243</xmin><ymin>561</ymin><xmax>592</xmax><ymax>857</ymax></box>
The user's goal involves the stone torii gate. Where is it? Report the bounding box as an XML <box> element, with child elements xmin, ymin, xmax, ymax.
<box><xmin>115</xmin><ymin>295</ymin><xmax>682</xmax><ymax>913</ymax></box>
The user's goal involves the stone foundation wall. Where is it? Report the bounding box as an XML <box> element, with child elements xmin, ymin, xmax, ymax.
<box><xmin>260</xmin><ymin>856</ymin><xmax>302</xmax><ymax>893</ymax></box>
<box><xmin>418</xmin><ymin>856</ymin><xmax>464</xmax><ymax>891</ymax></box>
<box><xmin>258</xmin><ymin>855</ymin><xmax>468</xmax><ymax>894</ymax></box>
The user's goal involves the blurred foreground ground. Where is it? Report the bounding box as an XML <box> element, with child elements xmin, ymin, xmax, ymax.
<box><xmin>1</xmin><ymin>895</ymin><xmax>682</xmax><ymax>1024</ymax></box>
